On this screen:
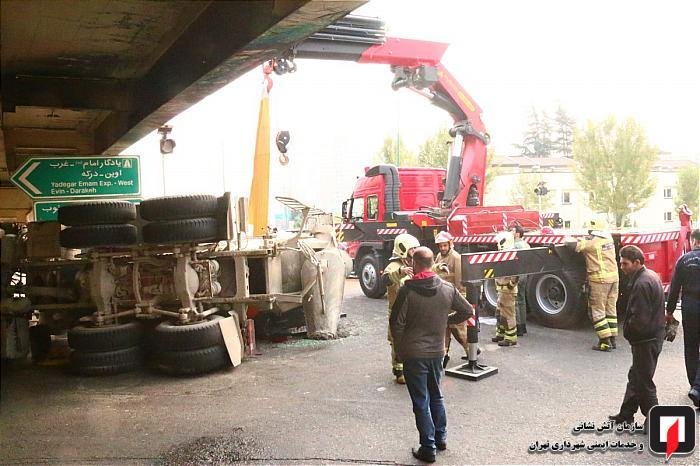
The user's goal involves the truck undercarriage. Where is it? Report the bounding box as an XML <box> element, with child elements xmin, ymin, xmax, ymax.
<box><xmin>1</xmin><ymin>194</ymin><xmax>351</xmax><ymax>375</ymax></box>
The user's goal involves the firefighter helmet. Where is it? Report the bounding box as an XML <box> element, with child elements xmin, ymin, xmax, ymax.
<box><xmin>495</xmin><ymin>230</ymin><xmax>515</xmax><ymax>251</ymax></box>
<box><xmin>585</xmin><ymin>218</ymin><xmax>610</xmax><ymax>238</ymax></box>
<box><xmin>584</xmin><ymin>218</ymin><xmax>608</xmax><ymax>231</ymax></box>
<box><xmin>392</xmin><ymin>233</ymin><xmax>420</xmax><ymax>259</ymax></box>
<box><xmin>434</xmin><ymin>231</ymin><xmax>454</xmax><ymax>244</ymax></box>
<box><xmin>541</xmin><ymin>226</ymin><xmax>555</xmax><ymax>235</ymax></box>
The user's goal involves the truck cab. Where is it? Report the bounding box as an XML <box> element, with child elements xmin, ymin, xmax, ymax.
<box><xmin>343</xmin><ymin>165</ymin><xmax>446</xmax><ymax>222</ymax></box>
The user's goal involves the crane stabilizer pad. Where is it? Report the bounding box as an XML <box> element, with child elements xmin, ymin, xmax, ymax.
<box><xmin>445</xmin><ymin>362</ymin><xmax>498</xmax><ymax>381</ymax></box>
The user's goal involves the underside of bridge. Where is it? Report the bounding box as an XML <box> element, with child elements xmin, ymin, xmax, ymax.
<box><xmin>0</xmin><ymin>0</ymin><xmax>365</xmax><ymax>219</ymax></box>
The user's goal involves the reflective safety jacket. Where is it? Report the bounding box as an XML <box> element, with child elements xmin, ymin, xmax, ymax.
<box><xmin>434</xmin><ymin>248</ymin><xmax>464</xmax><ymax>293</ymax></box>
<box><xmin>383</xmin><ymin>259</ymin><xmax>411</xmax><ymax>308</ymax></box>
<box><xmin>575</xmin><ymin>235</ymin><xmax>618</xmax><ymax>283</ymax></box>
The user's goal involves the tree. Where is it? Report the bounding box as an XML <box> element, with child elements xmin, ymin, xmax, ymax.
<box><xmin>417</xmin><ymin>128</ymin><xmax>450</xmax><ymax>168</ymax></box>
<box><xmin>509</xmin><ymin>173</ymin><xmax>553</xmax><ymax>211</ymax></box>
<box><xmin>573</xmin><ymin>116</ymin><xmax>657</xmax><ymax>227</ymax></box>
<box><xmin>675</xmin><ymin>164</ymin><xmax>700</xmax><ymax>217</ymax></box>
<box><xmin>552</xmin><ymin>104</ymin><xmax>575</xmax><ymax>157</ymax></box>
<box><xmin>513</xmin><ymin>107</ymin><xmax>554</xmax><ymax>157</ymax></box>
<box><xmin>484</xmin><ymin>147</ymin><xmax>501</xmax><ymax>195</ymax></box>
<box><xmin>374</xmin><ymin>135</ymin><xmax>416</xmax><ymax>166</ymax></box>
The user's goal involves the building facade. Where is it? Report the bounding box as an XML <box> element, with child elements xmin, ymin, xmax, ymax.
<box><xmin>484</xmin><ymin>155</ymin><xmax>698</xmax><ymax>230</ymax></box>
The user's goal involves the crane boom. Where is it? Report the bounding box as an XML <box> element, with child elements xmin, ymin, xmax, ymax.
<box><xmin>294</xmin><ymin>34</ymin><xmax>489</xmax><ymax>207</ymax></box>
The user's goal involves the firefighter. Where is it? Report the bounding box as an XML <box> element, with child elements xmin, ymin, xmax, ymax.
<box><xmin>434</xmin><ymin>231</ymin><xmax>471</xmax><ymax>365</ymax></box>
<box><xmin>678</xmin><ymin>204</ymin><xmax>693</xmax><ymax>253</ymax></box>
<box><xmin>491</xmin><ymin>231</ymin><xmax>519</xmax><ymax>347</ymax></box>
<box><xmin>511</xmin><ymin>224</ymin><xmax>530</xmax><ymax>336</ymax></box>
<box><xmin>382</xmin><ymin>233</ymin><xmax>421</xmax><ymax>384</ymax></box>
<box><xmin>566</xmin><ymin>219</ymin><xmax>619</xmax><ymax>351</ymax></box>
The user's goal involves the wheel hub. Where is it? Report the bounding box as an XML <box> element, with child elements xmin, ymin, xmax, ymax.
<box><xmin>536</xmin><ymin>274</ymin><xmax>567</xmax><ymax>315</ymax></box>
<box><xmin>362</xmin><ymin>264</ymin><xmax>377</xmax><ymax>288</ymax></box>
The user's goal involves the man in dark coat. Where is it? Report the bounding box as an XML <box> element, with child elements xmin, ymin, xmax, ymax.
<box><xmin>390</xmin><ymin>247</ymin><xmax>474</xmax><ymax>463</ymax></box>
<box><xmin>666</xmin><ymin>228</ymin><xmax>700</xmax><ymax>406</ymax></box>
<box><xmin>609</xmin><ymin>245</ymin><xmax>665</xmax><ymax>424</ymax></box>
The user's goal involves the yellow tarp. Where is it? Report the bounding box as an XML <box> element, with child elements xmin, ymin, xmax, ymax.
<box><xmin>248</xmin><ymin>87</ymin><xmax>270</xmax><ymax>236</ymax></box>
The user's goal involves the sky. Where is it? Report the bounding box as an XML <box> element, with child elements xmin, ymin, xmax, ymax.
<box><xmin>125</xmin><ymin>0</ymin><xmax>700</xmax><ymax>220</ymax></box>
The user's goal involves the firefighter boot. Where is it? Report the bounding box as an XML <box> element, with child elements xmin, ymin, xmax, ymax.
<box><xmin>492</xmin><ymin>325</ymin><xmax>505</xmax><ymax>342</ymax></box>
<box><xmin>517</xmin><ymin>324</ymin><xmax>527</xmax><ymax>336</ymax></box>
<box><xmin>610</xmin><ymin>336</ymin><xmax>617</xmax><ymax>349</ymax></box>
<box><xmin>498</xmin><ymin>326</ymin><xmax>517</xmax><ymax>346</ymax></box>
<box><xmin>592</xmin><ymin>338</ymin><xmax>612</xmax><ymax>352</ymax></box>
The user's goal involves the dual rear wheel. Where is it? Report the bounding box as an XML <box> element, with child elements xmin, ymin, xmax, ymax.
<box><xmin>481</xmin><ymin>271</ymin><xmax>586</xmax><ymax>329</ymax></box>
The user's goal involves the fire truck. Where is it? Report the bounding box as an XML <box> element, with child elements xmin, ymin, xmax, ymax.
<box><xmin>302</xmin><ymin>19</ymin><xmax>687</xmax><ymax>329</ymax></box>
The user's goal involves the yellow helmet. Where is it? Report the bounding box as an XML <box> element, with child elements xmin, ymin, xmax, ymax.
<box><xmin>584</xmin><ymin>218</ymin><xmax>609</xmax><ymax>231</ymax></box>
<box><xmin>392</xmin><ymin>233</ymin><xmax>420</xmax><ymax>259</ymax></box>
<box><xmin>585</xmin><ymin>218</ymin><xmax>611</xmax><ymax>238</ymax></box>
<box><xmin>495</xmin><ymin>230</ymin><xmax>515</xmax><ymax>251</ymax></box>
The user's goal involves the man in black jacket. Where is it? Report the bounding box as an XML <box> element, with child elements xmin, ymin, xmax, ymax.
<box><xmin>390</xmin><ymin>247</ymin><xmax>474</xmax><ymax>463</ymax></box>
<box><xmin>665</xmin><ymin>228</ymin><xmax>700</xmax><ymax>406</ymax></box>
<box><xmin>609</xmin><ymin>245</ymin><xmax>665</xmax><ymax>424</ymax></box>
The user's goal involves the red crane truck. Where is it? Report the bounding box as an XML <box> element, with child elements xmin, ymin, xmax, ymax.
<box><xmin>296</xmin><ymin>17</ymin><xmax>685</xmax><ymax>329</ymax></box>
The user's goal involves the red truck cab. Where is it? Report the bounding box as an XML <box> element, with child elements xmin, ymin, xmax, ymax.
<box><xmin>343</xmin><ymin>165</ymin><xmax>446</xmax><ymax>222</ymax></box>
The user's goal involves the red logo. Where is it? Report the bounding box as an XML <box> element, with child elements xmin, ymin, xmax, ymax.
<box><xmin>648</xmin><ymin>405</ymin><xmax>695</xmax><ymax>460</ymax></box>
<box><xmin>665</xmin><ymin>419</ymin><xmax>679</xmax><ymax>460</ymax></box>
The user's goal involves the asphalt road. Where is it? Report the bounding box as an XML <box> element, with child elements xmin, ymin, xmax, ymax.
<box><xmin>1</xmin><ymin>279</ymin><xmax>698</xmax><ymax>465</ymax></box>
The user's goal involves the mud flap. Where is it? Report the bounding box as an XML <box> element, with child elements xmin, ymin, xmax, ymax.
<box><xmin>219</xmin><ymin>314</ymin><xmax>243</xmax><ymax>367</ymax></box>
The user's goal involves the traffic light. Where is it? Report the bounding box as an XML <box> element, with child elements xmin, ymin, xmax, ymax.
<box><xmin>534</xmin><ymin>182</ymin><xmax>548</xmax><ymax>196</ymax></box>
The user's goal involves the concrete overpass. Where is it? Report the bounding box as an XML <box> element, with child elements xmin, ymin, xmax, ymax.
<box><xmin>0</xmin><ymin>0</ymin><xmax>365</xmax><ymax>220</ymax></box>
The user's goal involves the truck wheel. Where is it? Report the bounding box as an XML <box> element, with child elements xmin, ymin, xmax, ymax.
<box><xmin>139</xmin><ymin>195</ymin><xmax>218</xmax><ymax>221</ymax></box>
<box><xmin>58</xmin><ymin>201</ymin><xmax>137</xmax><ymax>226</ymax></box>
<box><xmin>526</xmin><ymin>271</ymin><xmax>585</xmax><ymax>328</ymax></box>
<box><xmin>69</xmin><ymin>346</ymin><xmax>142</xmax><ymax>376</ymax></box>
<box><xmin>481</xmin><ymin>279</ymin><xmax>498</xmax><ymax>316</ymax></box>
<box><xmin>152</xmin><ymin>315</ymin><xmax>225</xmax><ymax>351</ymax></box>
<box><xmin>142</xmin><ymin>218</ymin><xmax>218</xmax><ymax>244</ymax></box>
<box><xmin>153</xmin><ymin>345</ymin><xmax>231</xmax><ymax>376</ymax></box>
<box><xmin>68</xmin><ymin>321</ymin><xmax>143</xmax><ymax>353</ymax></box>
<box><xmin>59</xmin><ymin>224</ymin><xmax>138</xmax><ymax>248</ymax></box>
<box><xmin>358</xmin><ymin>254</ymin><xmax>386</xmax><ymax>299</ymax></box>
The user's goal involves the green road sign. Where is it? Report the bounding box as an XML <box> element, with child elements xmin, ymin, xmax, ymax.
<box><xmin>33</xmin><ymin>199</ymin><xmax>141</xmax><ymax>222</ymax></box>
<box><xmin>10</xmin><ymin>156</ymin><xmax>140</xmax><ymax>199</ymax></box>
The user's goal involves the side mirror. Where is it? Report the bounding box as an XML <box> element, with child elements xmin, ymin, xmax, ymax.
<box><xmin>341</xmin><ymin>200</ymin><xmax>348</xmax><ymax>220</ymax></box>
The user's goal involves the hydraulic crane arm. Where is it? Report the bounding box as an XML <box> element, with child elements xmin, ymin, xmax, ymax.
<box><xmin>293</xmin><ymin>19</ymin><xmax>490</xmax><ymax>207</ymax></box>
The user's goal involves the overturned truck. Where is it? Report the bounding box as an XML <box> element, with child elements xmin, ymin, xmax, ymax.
<box><xmin>0</xmin><ymin>194</ymin><xmax>350</xmax><ymax>376</ymax></box>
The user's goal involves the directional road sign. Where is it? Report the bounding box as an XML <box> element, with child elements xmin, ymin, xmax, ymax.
<box><xmin>33</xmin><ymin>199</ymin><xmax>141</xmax><ymax>222</ymax></box>
<box><xmin>10</xmin><ymin>156</ymin><xmax>140</xmax><ymax>199</ymax></box>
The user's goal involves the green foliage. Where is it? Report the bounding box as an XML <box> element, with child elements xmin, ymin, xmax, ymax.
<box><xmin>552</xmin><ymin>105</ymin><xmax>575</xmax><ymax>157</ymax></box>
<box><xmin>417</xmin><ymin>128</ymin><xmax>450</xmax><ymax>168</ymax></box>
<box><xmin>514</xmin><ymin>105</ymin><xmax>577</xmax><ymax>158</ymax></box>
<box><xmin>509</xmin><ymin>173</ymin><xmax>553</xmax><ymax>211</ymax></box>
<box><xmin>374</xmin><ymin>135</ymin><xmax>416</xmax><ymax>166</ymax></box>
<box><xmin>675</xmin><ymin>164</ymin><xmax>700</xmax><ymax>216</ymax></box>
<box><xmin>484</xmin><ymin>147</ymin><xmax>501</xmax><ymax>195</ymax></box>
<box><xmin>514</xmin><ymin>107</ymin><xmax>555</xmax><ymax>157</ymax></box>
<box><xmin>573</xmin><ymin>116</ymin><xmax>657</xmax><ymax>227</ymax></box>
